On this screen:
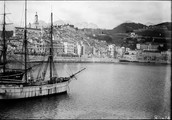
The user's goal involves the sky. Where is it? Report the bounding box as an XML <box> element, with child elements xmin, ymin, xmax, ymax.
<box><xmin>0</xmin><ymin>1</ymin><xmax>171</xmax><ymax>29</ymax></box>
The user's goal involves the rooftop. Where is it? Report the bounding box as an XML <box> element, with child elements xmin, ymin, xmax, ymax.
<box><xmin>15</xmin><ymin>27</ymin><xmax>41</xmax><ymax>31</ymax></box>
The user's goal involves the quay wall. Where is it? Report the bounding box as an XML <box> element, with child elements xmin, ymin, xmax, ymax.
<box><xmin>10</xmin><ymin>55</ymin><xmax>170</xmax><ymax>64</ymax></box>
<box><xmin>29</xmin><ymin>56</ymin><xmax>119</xmax><ymax>63</ymax></box>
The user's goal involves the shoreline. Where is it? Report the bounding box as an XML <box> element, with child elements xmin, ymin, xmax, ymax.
<box><xmin>29</xmin><ymin>61</ymin><xmax>170</xmax><ymax>65</ymax></box>
<box><xmin>8</xmin><ymin>55</ymin><xmax>170</xmax><ymax>65</ymax></box>
<box><xmin>28</xmin><ymin>57</ymin><xmax>170</xmax><ymax>65</ymax></box>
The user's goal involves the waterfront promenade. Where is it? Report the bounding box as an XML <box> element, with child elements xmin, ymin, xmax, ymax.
<box><xmin>8</xmin><ymin>55</ymin><xmax>170</xmax><ymax>64</ymax></box>
<box><xmin>29</xmin><ymin>56</ymin><xmax>119</xmax><ymax>63</ymax></box>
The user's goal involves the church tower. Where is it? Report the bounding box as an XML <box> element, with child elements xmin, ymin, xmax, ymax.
<box><xmin>34</xmin><ymin>12</ymin><xmax>39</xmax><ymax>29</ymax></box>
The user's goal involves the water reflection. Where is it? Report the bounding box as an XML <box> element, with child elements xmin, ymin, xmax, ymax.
<box><xmin>0</xmin><ymin>93</ymin><xmax>70</xmax><ymax>119</ymax></box>
<box><xmin>0</xmin><ymin>63</ymin><xmax>170</xmax><ymax>119</ymax></box>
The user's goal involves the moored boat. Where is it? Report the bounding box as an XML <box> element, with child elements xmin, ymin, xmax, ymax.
<box><xmin>0</xmin><ymin>0</ymin><xmax>85</xmax><ymax>100</ymax></box>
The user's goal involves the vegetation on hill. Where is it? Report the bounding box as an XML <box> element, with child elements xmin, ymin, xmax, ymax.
<box><xmin>135</xmin><ymin>22</ymin><xmax>171</xmax><ymax>38</ymax></box>
<box><xmin>1</xmin><ymin>22</ymin><xmax>170</xmax><ymax>51</ymax></box>
<box><xmin>154</xmin><ymin>22</ymin><xmax>171</xmax><ymax>31</ymax></box>
<box><xmin>83</xmin><ymin>22</ymin><xmax>171</xmax><ymax>50</ymax></box>
<box><xmin>112</xmin><ymin>22</ymin><xmax>147</xmax><ymax>33</ymax></box>
<box><xmin>83</xmin><ymin>22</ymin><xmax>147</xmax><ymax>45</ymax></box>
<box><xmin>0</xmin><ymin>31</ymin><xmax>13</xmax><ymax>38</ymax></box>
<box><xmin>134</xmin><ymin>22</ymin><xmax>171</xmax><ymax>49</ymax></box>
<box><xmin>86</xmin><ymin>34</ymin><xmax>113</xmax><ymax>44</ymax></box>
<box><xmin>135</xmin><ymin>28</ymin><xmax>171</xmax><ymax>38</ymax></box>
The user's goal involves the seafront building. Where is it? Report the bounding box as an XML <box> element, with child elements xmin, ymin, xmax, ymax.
<box><xmin>80</xmin><ymin>41</ymin><xmax>86</xmax><ymax>56</ymax></box>
<box><xmin>120</xmin><ymin>42</ymin><xmax>171</xmax><ymax>63</ymax></box>
<box><xmin>122</xmin><ymin>52</ymin><xmax>137</xmax><ymax>62</ymax></box>
<box><xmin>76</xmin><ymin>42</ymin><xmax>82</xmax><ymax>57</ymax></box>
<box><xmin>5</xmin><ymin>12</ymin><xmax>111</xmax><ymax>58</ymax></box>
<box><xmin>2</xmin><ymin>12</ymin><xmax>170</xmax><ymax>63</ymax></box>
<box><xmin>13</xmin><ymin>12</ymin><xmax>44</xmax><ymax>55</ymax></box>
<box><xmin>108</xmin><ymin>44</ymin><xmax>115</xmax><ymax>58</ymax></box>
<box><xmin>53</xmin><ymin>41</ymin><xmax>64</xmax><ymax>55</ymax></box>
<box><xmin>166</xmin><ymin>49</ymin><xmax>171</xmax><ymax>63</ymax></box>
<box><xmin>137</xmin><ymin>50</ymin><xmax>168</xmax><ymax>63</ymax></box>
<box><xmin>14</xmin><ymin>27</ymin><xmax>42</xmax><ymax>38</ymax></box>
<box><xmin>136</xmin><ymin>43</ymin><xmax>159</xmax><ymax>51</ymax></box>
<box><xmin>63</xmin><ymin>42</ymin><xmax>75</xmax><ymax>55</ymax></box>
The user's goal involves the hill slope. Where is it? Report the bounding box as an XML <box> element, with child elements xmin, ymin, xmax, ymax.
<box><xmin>83</xmin><ymin>22</ymin><xmax>147</xmax><ymax>45</ymax></box>
<box><xmin>112</xmin><ymin>22</ymin><xmax>147</xmax><ymax>33</ymax></box>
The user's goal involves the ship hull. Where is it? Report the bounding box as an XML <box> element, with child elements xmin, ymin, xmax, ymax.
<box><xmin>0</xmin><ymin>81</ymin><xmax>69</xmax><ymax>100</ymax></box>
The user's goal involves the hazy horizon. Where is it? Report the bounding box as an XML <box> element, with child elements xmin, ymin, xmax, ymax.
<box><xmin>0</xmin><ymin>1</ymin><xmax>171</xmax><ymax>29</ymax></box>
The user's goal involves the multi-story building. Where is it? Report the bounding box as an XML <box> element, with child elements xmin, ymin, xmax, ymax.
<box><xmin>130</xmin><ymin>32</ymin><xmax>138</xmax><ymax>38</ymax></box>
<box><xmin>125</xmin><ymin>47</ymin><xmax>130</xmax><ymax>52</ymax></box>
<box><xmin>80</xmin><ymin>41</ymin><xmax>85</xmax><ymax>56</ymax></box>
<box><xmin>108</xmin><ymin>44</ymin><xmax>115</xmax><ymax>58</ymax></box>
<box><xmin>136</xmin><ymin>49</ymin><xmax>169</xmax><ymax>62</ymax></box>
<box><xmin>63</xmin><ymin>42</ymin><xmax>75</xmax><ymax>55</ymax></box>
<box><xmin>27</xmin><ymin>38</ymin><xmax>46</xmax><ymax>54</ymax></box>
<box><xmin>121</xmin><ymin>49</ymin><xmax>137</xmax><ymax>61</ymax></box>
<box><xmin>99</xmin><ymin>47</ymin><xmax>108</xmax><ymax>58</ymax></box>
<box><xmin>140</xmin><ymin>50</ymin><xmax>161</xmax><ymax>62</ymax></box>
<box><xmin>90</xmin><ymin>46</ymin><xmax>100</xmax><ymax>57</ymax></box>
<box><xmin>76</xmin><ymin>42</ymin><xmax>82</xmax><ymax>57</ymax></box>
<box><xmin>53</xmin><ymin>41</ymin><xmax>64</xmax><ymax>55</ymax></box>
<box><xmin>14</xmin><ymin>27</ymin><xmax>42</xmax><ymax>38</ymax></box>
<box><xmin>13</xmin><ymin>12</ymin><xmax>45</xmax><ymax>55</ymax></box>
<box><xmin>14</xmin><ymin>12</ymin><xmax>42</xmax><ymax>38</ymax></box>
<box><xmin>115</xmin><ymin>46</ymin><xmax>124</xmax><ymax>57</ymax></box>
<box><xmin>166</xmin><ymin>49</ymin><xmax>171</xmax><ymax>63</ymax></box>
<box><xmin>92</xmin><ymin>47</ymin><xmax>97</xmax><ymax>56</ymax></box>
<box><xmin>136</xmin><ymin>43</ymin><xmax>159</xmax><ymax>51</ymax></box>
<box><xmin>14</xmin><ymin>41</ymin><xmax>23</xmax><ymax>53</ymax></box>
<box><xmin>136</xmin><ymin>43</ymin><xmax>146</xmax><ymax>50</ymax></box>
<box><xmin>147</xmin><ymin>43</ymin><xmax>159</xmax><ymax>51</ymax></box>
<box><xmin>122</xmin><ymin>54</ymin><xmax>137</xmax><ymax>62</ymax></box>
<box><xmin>128</xmin><ymin>50</ymin><xmax>137</xmax><ymax>55</ymax></box>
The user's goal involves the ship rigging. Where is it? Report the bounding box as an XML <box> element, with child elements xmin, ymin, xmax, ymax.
<box><xmin>0</xmin><ymin>0</ymin><xmax>85</xmax><ymax>99</ymax></box>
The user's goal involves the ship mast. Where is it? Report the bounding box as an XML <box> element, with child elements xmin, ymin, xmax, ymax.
<box><xmin>49</xmin><ymin>12</ymin><xmax>53</xmax><ymax>81</ymax></box>
<box><xmin>24</xmin><ymin>0</ymin><xmax>27</xmax><ymax>82</ymax></box>
<box><xmin>2</xmin><ymin>0</ymin><xmax>6</xmax><ymax>73</ymax></box>
<box><xmin>2</xmin><ymin>0</ymin><xmax>11</xmax><ymax>73</ymax></box>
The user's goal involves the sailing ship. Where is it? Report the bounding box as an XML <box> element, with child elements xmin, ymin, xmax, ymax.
<box><xmin>0</xmin><ymin>0</ymin><xmax>85</xmax><ymax>99</ymax></box>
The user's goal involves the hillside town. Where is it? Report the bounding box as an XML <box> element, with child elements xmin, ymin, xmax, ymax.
<box><xmin>0</xmin><ymin>13</ymin><xmax>171</xmax><ymax>64</ymax></box>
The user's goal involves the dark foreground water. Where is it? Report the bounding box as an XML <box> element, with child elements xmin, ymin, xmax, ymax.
<box><xmin>0</xmin><ymin>63</ymin><xmax>171</xmax><ymax>119</ymax></box>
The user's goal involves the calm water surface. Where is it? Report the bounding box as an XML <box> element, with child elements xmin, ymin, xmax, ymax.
<box><xmin>0</xmin><ymin>63</ymin><xmax>171</xmax><ymax>119</ymax></box>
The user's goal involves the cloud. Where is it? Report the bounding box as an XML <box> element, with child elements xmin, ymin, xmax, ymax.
<box><xmin>0</xmin><ymin>1</ymin><xmax>171</xmax><ymax>29</ymax></box>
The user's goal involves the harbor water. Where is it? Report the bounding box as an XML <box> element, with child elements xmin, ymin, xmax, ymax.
<box><xmin>0</xmin><ymin>63</ymin><xmax>171</xmax><ymax>119</ymax></box>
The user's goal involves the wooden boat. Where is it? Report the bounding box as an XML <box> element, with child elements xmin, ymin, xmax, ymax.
<box><xmin>0</xmin><ymin>0</ymin><xmax>85</xmax><ymax>99</ymax></box>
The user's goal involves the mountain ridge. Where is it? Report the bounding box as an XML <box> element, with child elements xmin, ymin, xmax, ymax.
<box><xmin>82</xmin><ymin>21</ymin><xmax>171</xmax><ymax>46</ymax></box>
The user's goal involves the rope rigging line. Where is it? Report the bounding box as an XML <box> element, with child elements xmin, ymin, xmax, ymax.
<box><xmin>43</xmin><ymin>57</ymin><xmax>50</xmax><ymax>80</ymax></box>
<box><xmin>36</xmin><ymin>57</ymin><xmax>47</xmax><ymax>80</ymax></box>
<box><xmin>68</xmin><ymin>65</ymin><xmax>73</xmax><ymax>75</ymax></box>
<box><xmin>65</xmin><ymin>66</ymin><xmax>71</xmax><ymax>77</ymax></box>
<box><xmin>36</xmin><ymin>55</ymin><xmax>50</xmax><ymax>81</ymax></box>
<box><xmin>7</xmin><ymin>54</ymin><xmax>25</xmax><ymax>66</ymax></box>
<box><xmin>52</xmin><ymin>62</ymin><xmax>58</xmax><ymax>78</ymax></box>
<box><xmin>6</xmin><ymin>53</ymin><xmax>41</xmax><ymax>72</ymax></box>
